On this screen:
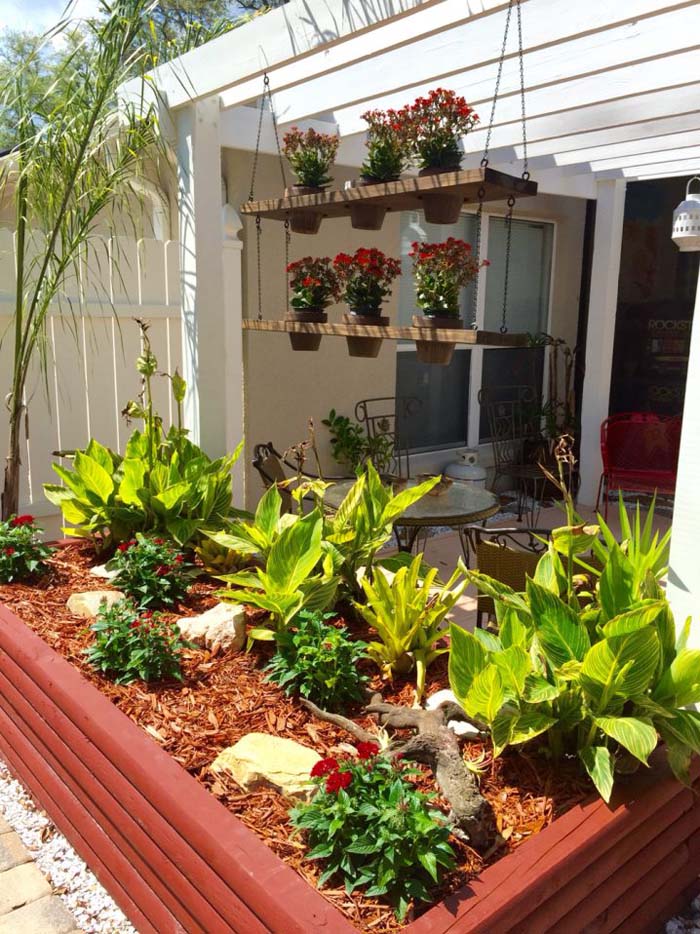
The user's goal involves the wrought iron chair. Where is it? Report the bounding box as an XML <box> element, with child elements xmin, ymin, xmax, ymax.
<box><xmin>596</xmin><ymin>413</ymin><xmax>681</xmax><ymax>519</ymax></box>
<box><xmin>354</xmin><ymin>396</ymin><xmax>422</xmax><ymax>479</ymax></box>
<box><xmin>252</xmin><ymin>442</ymin><xmax>351</xmax><ymax>513</ymax></box>
<box><xmin>461</xmin><ymin>525</ymin><xmax>549</xmax><ymax>628</ymax></box>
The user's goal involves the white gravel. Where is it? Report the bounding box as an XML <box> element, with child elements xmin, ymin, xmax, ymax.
<box><xmin>667</xmin><ymin>896</ymin><xmax>700</xmax><ymax>934</ymax></box>
<box><xmin>0</xmin><ymin>758</ymin><xmax>135</xmax><ymax>933</ymax></box>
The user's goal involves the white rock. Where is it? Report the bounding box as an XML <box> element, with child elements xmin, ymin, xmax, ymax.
<box><xmin>66</xmin><ymin>591</ymin><xmax>125</xmax><ymax>618</ymax></box>
<box><xmin>89</xmin><ymin>564</ymin><xmax>119</xmax><ymax>581</ymax></box>
<box><xmin>211</xmin><ymin>733</ymin><xmax>321</xmax><ymax>798</ymax></box>
<box><xmin>177</xmin><ymin>602</ymin><xmax>246</xmax><ymax>652</ymax></box>
<box><xmin>425</xmin><ymin>688</ymin><xmax>482</xmax><ymax>736</ymax></box>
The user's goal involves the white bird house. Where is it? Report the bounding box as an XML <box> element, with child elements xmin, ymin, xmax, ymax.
<box><xmin>672</xmin><ymin>177</ymin><xmax>700</xmax><ymax>252</ymax></box>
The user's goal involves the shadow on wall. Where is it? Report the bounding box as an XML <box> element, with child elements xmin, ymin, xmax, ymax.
<box><xmin>286</xmin><ymin>0</ymin><xmax>425</xmax><ymax>53</ymax></box>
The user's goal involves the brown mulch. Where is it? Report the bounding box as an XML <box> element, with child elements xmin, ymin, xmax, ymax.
<box><xmin>0</xmin><ymin>543</ymin><xmax>591</xmax><ymax>932</ymax></box>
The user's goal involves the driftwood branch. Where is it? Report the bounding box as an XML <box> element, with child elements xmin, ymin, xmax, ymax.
<box><xmin>298</xmin><ymin>698</ymin><xmax>376</xmax><ymax>743</ymax></box>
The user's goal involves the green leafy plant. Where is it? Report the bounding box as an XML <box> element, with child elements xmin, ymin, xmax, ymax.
<box><xmin>207</xmin><ymin>484</ymin><xmax>293</xmax><ymax>565</ymax></box>
<box><xmin>289</xmin><ymin>744</ymin><xmax>455</xmax><ymax>920</ymax></box>
<box><xmin>264</xmin><ymin>610</ymin><xmax>369</xmax><ymax>710</ymax></box>
<box><xmin>449</xmin><ymin>490</ymin><xmax>697</xmax><ymax>801</ymax></box>
<box><xmin>0</xmin><ymin>513</ymin><xmax>53</xmax><ymax>582</ymax></box>
<box><xmin>85</xmin><ymin>599</ymin><xmax>189</xmax><ymax>685</ymax></box>
<box><xmin>322</xmin><ymin>409</ymin><xmax>394</xmax><ymax>474</ymax></box>
<box><xmin>360</xmin><ymin>108</ymin><xmax>408</xmax><ymax>181</ymax></box>
<box><xmin>283</xmin><ymin>126</ymin><xmax>340</xmax><ymax>188</ymax></box>
<box><xmin>355</xmin><ymin>554</ymin><xmax>466</xmax><ymax>701</ymax></box>
<box><xmin>286</xmin><ymin>256</ymin><xmax>340</xmax><ymax>310</ymax></box>
<box><xmin>44</xmin><ymin>325</ymin><xmax>242</xmax><ymax>552</ymax></box>
<box><xmin>396</xmin><ymin>88</ymin><xmax>479</xmax><ymax>170</ymax></box>
<box><xmin>107</xmin><ymin>534</ymin><xmax>193</xmax><ymax>609</ymax></box>
<box><xmin>409</xmin><ymin>238</ymin><xmax>487</xmax><ymax>317</ymax></box>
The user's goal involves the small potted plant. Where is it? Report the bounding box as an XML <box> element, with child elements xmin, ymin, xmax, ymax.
<box><xmin>286</xmin><ymin>256</ymin><xmax>340</xmax><ymax>351</ymax></box>
<box><xmin>333</xmin><ymin>248</ymin><xmax>401</xmax><ymax>357</ymax></box>
<box><xmin>283</xmin><ymin>126</ymin><xmax>340</xmax><ymax>234</ymax></box>
<box><xmin>347</xmin><ymin>109</ymin><xmax>410</xmax><ymax>230</ymax></box>
<box><xmin>402</xmin><ymin>88</ymin><xmax>480</xmax><ymax>224</ymax></box>
<box><xmin>410</xmin><ymin>237</ymin><xmax>487</xmax><ymax>364</ymax></box>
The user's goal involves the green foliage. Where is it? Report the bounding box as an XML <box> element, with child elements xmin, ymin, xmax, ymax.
<box><xmin>0</xmin><ymin>514</ymin><xmax>53</xmax><ymax>582</ymax></box>
<box><xmin>355</xmin><ymin>555</ymin><xmax>466</xmax><ymax>701</ymax></box>
<box><xmin>264</xmin><ymin>610</ymin><xmax>369</xmax><ymax>710</ymax></box>
<box><xmin>85</xmin><ymin>599</ymin><xmax>189</xmax><ymax>684</ymax></box>
<box><xmin>449</xmin><ymin>499</ymin><xmax>696</xmax><ymax>802</ymax></box>
<box><xmin>106</xmin><ymin>534</ymin><xmax>194</xmax><ymax>609</ymax></box>
<box><xmin>289</xmin><ymin>746</ymin><xmax>455</xmax><ymax>920</ymax></box>
<box><xmin>322</xmin><ymin>409</ymin><xmax>394</xmax><ymax>474</ymax></box>
<box><xmin>207</xmin><ymin>484</ymin><xmax>292</xmax><ymax>565</ymax></box>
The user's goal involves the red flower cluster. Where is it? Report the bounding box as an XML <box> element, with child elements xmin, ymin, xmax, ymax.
<box><xmin>311</xmin><ymin>757</ymin><xmax>339</xmax><ymax>778</ymax></box>
<box><xmin>130</xmin><ymin>610</ymin><xmax>155</xmax><ymax>631</ymax></box>
<box><xmin>334</xmin><ymin>248</ymin><xmax>400</xmax><ymax>281</ymax></box>
<box><xmin>10</xmin><ymin>514</ymin><xmax>34</xmax><ymax>527</ymax></box>
<box><xmin>155</xmin><ymin>564</ymin><xmax>171</xmax><ymax>577</ymax></box>
<box><xmin>409</xmin><ymin>237</ymin><xmax>486</xmax><ymax>285</ymax></box>
<box><xmin>325</xmin><ymin>771</ymin><xmax>352</xmax><ymax>793</ymax></box>
<box><xmin>3</xmin><ymin>547</ymin><xmax>15</xmax><ymax>556</ymax></box>
<box><xmin>310</xmin><ymin>742</ymin><xmax>381</xmax><ymax>793</ymax></box>
<box><xmin>283</xmin><ymin>126</ymin><xmax>340</xmax><ymax>161</ymax></box>
<box><xmin>355</xmin><ymin>741</ymin><xmax>380</xmax><ymax>760</ymax></box>
<box><xmin>118</xmin><ymin>538</ymin><xmax>138</xmax><ymax>553</ymax></box>
<box><xmin>287</xmin><ymin>257</ymin><xmax>340</xmax><ymax>308</ymax></box>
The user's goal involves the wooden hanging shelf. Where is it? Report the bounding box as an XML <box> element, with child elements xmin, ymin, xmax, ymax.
<box><xmin>242</xmin><ymin>319</ymin><xmax>528</xmax><ymax>346</ymax></box>
<box><xmin>240</xmin><ymin>167</ymin><xmax>537</xmax><ymax>222</ymax></box>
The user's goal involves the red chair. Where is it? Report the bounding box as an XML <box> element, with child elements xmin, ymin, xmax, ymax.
<box><xmin>596</xmin><ymin>413</ymin><xmax>681</xmax><ymax>518</ymax></box>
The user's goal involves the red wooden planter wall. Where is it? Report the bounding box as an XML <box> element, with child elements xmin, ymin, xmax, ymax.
<box><xmin>0</xmin><ymin>600</ymin><xmax>698</xmax><ymax>934</ymax></box>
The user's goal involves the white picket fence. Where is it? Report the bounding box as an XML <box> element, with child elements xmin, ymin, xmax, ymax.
<box><xmin>0</xmin><ymin>229</ymin><xmax>182</xmax><ymax>519</ymax></box>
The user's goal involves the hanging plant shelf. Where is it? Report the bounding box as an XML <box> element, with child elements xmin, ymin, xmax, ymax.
<box><xmin>242</xmin><ymin>318</ymin><xmax>527</xmax><ymax>345</ymax></box>
<box><xmin>240</xmin><ymin>167</ymin><xmax>537</xmax><ymax>230</ymax></box>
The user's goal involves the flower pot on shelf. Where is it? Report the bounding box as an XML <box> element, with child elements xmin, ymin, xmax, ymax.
<box><xmin>286</xmin><ymin>308</ymin><xmax>327</xmax><ymax>351</ymax></box>
<box><xmin>347</xmin><ymin>177</ymin><xmax>393</xmax><ymax>231</ymax></box>
<box><xmin>286</xmin><ymin>185</ymin><xmax>324</xmax><ymax>234</ymax></box>
<box><xmin>412</xmin><ymin>313</ymin><xmax>462</xmax><ymax>366</ymax></box>
<box><xmin>418</xmin><ymin>166</ymin><xmax>464</xmax><ymax>224</ymax></box>
<box><xmin>343</xmin><ymin>310</ymin><xmax>388</xmax><ymax>358</ymax></box>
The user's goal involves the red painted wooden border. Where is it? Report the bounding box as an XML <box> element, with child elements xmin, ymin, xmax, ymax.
<box><xmin>0</xmin><ymin>596</ymin><xmax>698</xmax><ymax>934</ymax></box>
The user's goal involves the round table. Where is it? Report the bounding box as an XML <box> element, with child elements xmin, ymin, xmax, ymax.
<box><xmin>323</xmin><ymin>479</ymin><xmax>499</xmax><ymax>559</ymax></box>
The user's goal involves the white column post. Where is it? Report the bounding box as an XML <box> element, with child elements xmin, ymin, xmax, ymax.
<box><xmin>222</xmin><ymin>203</ymin><xmax>245</xmax><ymax>501</ymax></box>
<box><xmin>176</xmin><ymin>97</ymin><xmax>227</xmax><ymax>455</ymax></box>
<box><xmin>578</xmin><ymin>179</ymin><xmax>627</xmax><ymax>506</ymax></box>
<box><xmin>667</xmin><ymin>270</ymin><xmax>700</xmax><ymax>645</ymax></box>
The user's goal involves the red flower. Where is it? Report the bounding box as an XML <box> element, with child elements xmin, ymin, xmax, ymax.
<box><xmin>10</xmin><ymin>514</ymin><xmax>34</xmax><ymax>527</ymax></box>
<box><xmin>325</xmin><ymin>770</ymin><xmax>352</xmax><ymax>793</ymax></box>
<box><xmin>3</xmin><ymin>547</ymin><xmax>15</xmax><ymax>556</ymax></box>
<box><xmin>175</xmin><ymin>555</ymin><xmax>184</xmax><ymax>564</ymax></box>
<box><xmin>130</xmin><ymin>619</ymin><xmax>141</xmax><ymax>629</ymax></box>
<box><xmin>310</xmin><ymin>757</ymin><xmax>338</xmax><ymax>778</ymax></box>
<box><xmin>117</xmin><ymin>542</ymin><xmax>130</xmax><ymax>552</ymax></box>
<box><xmin>129</xmin><ymin>539</ymin><xmax>137</xmax><ymax>547</ymax></box>
<box><xmin>155</xmin><ymin>565</ymin><xmax>171</xmax><ymax>577</ymax></box>
<box><xmin>355</xmin><ymin>741</ymin><xmax>380</xmax><ymax>760</ymax></box>
<box><xmin>153</xmin><ymin>538</ymin><xmax>165</xmax><ymax>545</ymax></box>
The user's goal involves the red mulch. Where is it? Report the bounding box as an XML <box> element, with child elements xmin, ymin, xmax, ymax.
<box><xmin>0</xmin><ymin>543</ymin><xmax>590</xmax><ymax>932</ymax></box>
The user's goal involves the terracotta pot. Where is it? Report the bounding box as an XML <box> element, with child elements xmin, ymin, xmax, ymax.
<box><xmin>418</xmin><ymin>166</ymin><xmax>464</xmax><ymax>224</ymax></box>
<box><xmin>285</xmin><ymin>185</ymin><xmax>324</xmax><ymax>235</ymax></box>
<box><xmin>348</xmin><ymin>177</ymin><xmax>393</xmax><ymax>230</ymax></box>
<box><xmin>285</xmin><ymin>307</ymin><xmax>327</xmax><ymax>351</ymax></box>
<box><xmin>343</xmin><ymin>311</ymin><xmax>388</xmax><ymax>358</ymax></box>
<box><xmin>412</xmin><ymin>313</ymin><xmax>463</xmax><ymax>366</ymax></box>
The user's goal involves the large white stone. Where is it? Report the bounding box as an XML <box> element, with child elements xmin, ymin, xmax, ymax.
<box><xmin>211</xmin><ymin>733</ymin><xmax>321</xmax><ymax>798</ymax></box>
<box><xmin>425</xmin><ymin>688</ymin><xmax>481</xmax><ymax>736</ymax></box>
<box><xmin>66</xmin><ymin>591</ymin><xmax>125</xmax><ymax>618</ymax></box>
<box><xmin>177</xmin><ymin>602</ymin><xmax>246</xmax><ymax>652</ymax></box>
<box><xmin>89</xmin><ymin>563</ymin><xmax>119</xmax><ymax>581</ymax></box>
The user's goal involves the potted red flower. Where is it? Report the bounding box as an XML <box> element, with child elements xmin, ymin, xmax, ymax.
<box><xmin>347</xmin><ymin>109</ymin><xmax>410</xmax><ymax>230</ymax></box>
<box><xmin>286</xmin><ymin>256</ymin><xmax>340</xmax><ymax>351</ymax></box>
<box><xmin>400</xmin><ymin>88</ymin><xmax>480</xmax><ymax>224</ymax></box>
<box><xmin>409</xmin><ymin>237</ymin><xmax>488</xmax><ymax>364</ymax></box>
<box><xmin>283</xmin><ymin>127</ymin><xmax>340</xmax><ymax>234</ymax></box>
<box><xmin>333</xmin><ymin>248</ymin><xmax>401</xmax><ymax>357</ymax></box>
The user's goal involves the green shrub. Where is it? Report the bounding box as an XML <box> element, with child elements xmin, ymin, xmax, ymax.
<box><xmin>85</xmin><ymin>600</ymin><xmax>189</xmax><ymax>684</ymax></box>
<box><xmin>107</xmin><ymin>534</ymin><xmax>193</xmax><ymax>609</ymax></box>
<box><xmin>264</xmin><ymin>611</ymin><xmax>369</xmax><ymax>710</ymax></box>
<box><xmin>0</xmin><ymin>514</ymin><xmax>53</xmax><ymax>583</ymax></box>
<box><xmin>289</xmin><ymin>744</ymin><xmax>455</xmax><ymax>919</ymax></box>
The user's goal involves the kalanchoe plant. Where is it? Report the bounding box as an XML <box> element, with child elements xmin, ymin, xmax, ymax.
<box><xmin>283</xmin><ymin>126</ymin><xmax>340</xmax><ymax>188</ymax></box>
<box><xmin>399</xmin><ymin>88</ymin><xmax>479</xmax><ymax>170</ymax></box>
<box><xmin>410</xmin><ymin>237</ymin><xmax>488</xmax><ymax>317</ymax></box>
<box><xmin>286</xmin><ymin>257</ymin><xmax>340</xmax><ymax>310</ymax></box>
<box><xmin>85</xmin><ymin>599</ymin><xmax>190</xmax><ymax>685</ymax></box>
<box><xmin>289</xmin><ymin>744</ymin><xmax>455</xmax><ymax>920</ymax></box>
<box><xmin>333</xmin><ymin>248</ymin><xmax>401</xmax><ymax>316</ymax></box>
<box><xmin>264</xmin><ymin>610</ymin><xmax>370</xmax><ymax>710</ymax></box>
<box><xmin>360</xmin><ymin>108</ymin><xmax>409</xmax><ymax>181</ymax></box>
<box><xmin>107</xmin><ymin>534</ymin><xmax>193</xmax><ymax>609</ymax></box>
<box><xmin>0</xmin><ymin>514</ymin><xmax>53</xmax><ymax>583</ymax></box>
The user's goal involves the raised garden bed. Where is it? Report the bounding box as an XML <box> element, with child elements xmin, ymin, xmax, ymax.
<box><xmin>1</xmin><ymin>545</ymin><xmax>699</xmax><ymax>933</ymax></box>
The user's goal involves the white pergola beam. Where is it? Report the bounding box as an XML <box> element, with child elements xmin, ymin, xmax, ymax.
<box><xmin>596</xmin><ymin>155</ymin><xmax>700</xmax><ymax>178</ymax></box>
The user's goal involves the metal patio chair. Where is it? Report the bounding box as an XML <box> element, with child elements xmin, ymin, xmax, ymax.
<box><xmin>252</xmin><ymin>442</ymin><xmax>351</xmax><ymax>513</ymax></box>
<box><xmin>354</xmin><ymin>396</ymin><xmax>422</xmax><ymax>479</ymax></box>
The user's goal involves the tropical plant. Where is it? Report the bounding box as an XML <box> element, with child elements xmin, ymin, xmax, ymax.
<box><xmin>264</xmin><ymin>610</ymin><xmax>369</xmax><ymax>710</ymax></box>
<box><xmin>321</xmin><ymin>409</ymin><xmax>394</xmax><ymax>474</ymax></box>
<box><xmin>85</xmin><ymin>599</ymin><xmax>190</xmax><ymax>684</ymax></box>
<box><xmin>409</xmin><ymin>237</ymin><xmax>488</xmax><ymax>317</ymax></box>
<box><xmin>283</xmin><ymin>126</ymin><xmax>340</xmax><ymax>188</ymax></box>
<box><xmin>207</xmin><ymin>483</ymin><xmax>294</xmax><ymax>565</ymax></box>
<box><xmin>107</xmin><ymin>533</ymin><xmax>194</xmax><ymax>609</ymax></box>
<box><xmin>44</xmin><ymin>333</ymin><xmax>242</xmax><ymax>552</ymax></box>
<box><xmin>289</xmin><ymin>743</ymin><xmax>455</xmax><ymax>920</ymax></box>
<box><xmin>448</xmin><ymin>493</ymin><xmax>697</xmax><ymax>802</ymax></box>
<box><xmin>0</xmin><ymin>513</ymin><xmax>53</xmax><ymax>583</ymax></box>
<box><xmin>355</xmin><ymin>554</ymin><xmax>467</xmax><ymax>701</ymax></box>
<box><xmin>396</xmin><ymin>88</ymin><xmax>480</xmax><ymax>170</ymax></box>
<box><xmin>333</xmin><ymin>248</ymin><xmax>401</xmax><ymax>316</ymax></box>
<box><xmin>0</xmin><ymin>0</ymin><xmax>163</xmax><ymax>521</ymax></box>
<box><xmin>360</xmin><ymin>108</ymin><xmax>409</xmax><ymax>181</ymax></box>
<box><xmin>286</xmin><ymin>256</ymin><xmax>340</xmax><ymax>310</ymax></box>
<box><xmin>219</xmin><ymin>508</ymin><xmax>339</xmax><ymax>644</ymax></box>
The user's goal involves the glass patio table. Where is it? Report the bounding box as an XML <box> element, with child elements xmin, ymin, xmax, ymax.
<box><xmin>322</xmin><ymin>479</ymin><xmax>499</xmax><ymax>560</ymax></box>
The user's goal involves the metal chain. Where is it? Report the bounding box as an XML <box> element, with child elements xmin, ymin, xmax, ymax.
<box><xmin>284</xmin><ymin>218</ymin><xmax>290</xmax><ymax>315</ymax></box>
<box><xmin>480</xmin><ymin>0</ymin><xmax>514</xmax><ymax>168</ymax></box>
<box><xmin>501</xmin><ymin>195</ymin><xmax>516</xmax><ymax>333</ymax></box>
<box><xmin>515</xmin><ymin>0</ymin><xmax>529</xmax><ymax>180</ymax></box>
<box><xmin>471</xmin><ymin>188</ymin><xmax>486</xmax><ymax>329</ymax></box>
<box><xmin>248</xmin><ymin>72</ymin><xmax>287</xmax><ymax>201</ymax></box>
<box><xmin>256</xmin><ymin>215</ymin><xmax>263</xmax><ymax>320</ymax></box>
<box><xmin>265</xmin><ymin>75</ymin><xmax>287</xmax><ymax>191</ymax></box>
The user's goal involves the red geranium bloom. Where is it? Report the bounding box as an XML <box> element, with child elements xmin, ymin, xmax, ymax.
<box><xmin>4</xmin><ymin>547</ymin><xmax>15</xmax><ymax>556</ymax></box>
<box><xmin>155</xmin><ymin>565</ymin><xmax>171</xmax><ymax>577</ymax></box>
<box><xmin>153</xmin><ymin>538</ymin><xmax>165</xmax><ymax>545</ymax></box>
<box><xmin>355</xmin><ymin>741</ymin><xmax>380</xmax><ymax>760</ymax></box>
<box><xmin>10</xmin><ymin>514</ymin><xmax>34</xmax><ymax>527</ymax></box>
<box><xmin>175</xmin><ymin>555</ymin><xmax>184</xmax><ymax>564</ymax></box>
<box><xmin>117</xmin><ymin>542</ymin><xmax>130</xmax><ymax>552</ymax></box>
<box><xmin>325</xmin><ymin>770</ymin><xmax>352</xmax><ymax>793</ymax></box>
<box><xmin>310</xmin><ymin>757</ymin><xmax>339</xmax><ymax>778</ymax></box>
